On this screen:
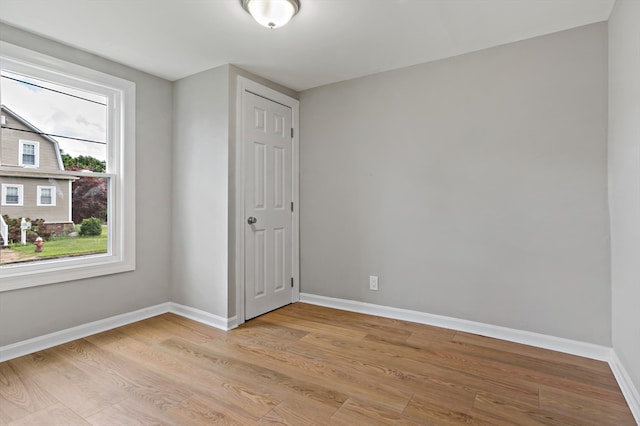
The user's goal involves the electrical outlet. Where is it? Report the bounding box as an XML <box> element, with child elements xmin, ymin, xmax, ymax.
<box><xmin>369</xmin><ymin>275</ymin><xmax>379</xmax><ymax>291</ymax></box>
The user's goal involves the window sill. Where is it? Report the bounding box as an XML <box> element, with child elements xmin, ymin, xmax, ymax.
<box><xmin>0</xmin><ymin>253</ymin><xmax>135</xmax><ymax>292</ymax></box>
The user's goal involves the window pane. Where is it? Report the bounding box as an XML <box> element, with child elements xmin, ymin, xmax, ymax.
<box><xmin>1</xmin><ymin>70</ymin><xmax>107</xmax><ymax>162</ymax></box>
<box><xmin>1</xmin><ymin>69</ymin><xmax>109</xmax><ymax>265</ymax></box>
<box><xmin>40</xmin><ymin>188</ymin><xmax>52</xmax><ymax>204</ymax></box>
<box><xmin>22</xmin><ymin>154</ymin><xmax>35</xmax><ymax>165</ymax></box>
<box><xmin>0</xmin><ymin>178</ymin><xmax>109</xmax><ymax>265</ymax></box>
<box><xmin>22</xmin><ymin>144</ymin><xmax>36</xmax><ymax>165</ymax></box>
<box><xmin>6</xmin><ymin>187</ymin><xmax>19</xmax><ymax>204</ymax></box>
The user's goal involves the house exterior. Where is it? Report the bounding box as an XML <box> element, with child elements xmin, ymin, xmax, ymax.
<box><xmin>0</xmin><ymin>105</ymin><xmax>76</xmax><ymax>244</ymax></box>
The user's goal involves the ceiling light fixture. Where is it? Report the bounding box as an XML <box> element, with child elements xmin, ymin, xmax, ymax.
<box><xmin>241</xmin><ymin>0</ymin><xmax>300</xmax><ymax>29</ymax></box>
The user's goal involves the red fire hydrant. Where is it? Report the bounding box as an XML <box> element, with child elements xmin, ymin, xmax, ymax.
<box><xmin>34</xmin><ymin>237</ymin><xmax>44</xmax><ymax>253</ymax></box>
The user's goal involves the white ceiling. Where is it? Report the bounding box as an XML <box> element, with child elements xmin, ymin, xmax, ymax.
<box><xmin>0</xmin><ymin>0</ymin><xmax>615</xmax><ymax>92</ymax></box>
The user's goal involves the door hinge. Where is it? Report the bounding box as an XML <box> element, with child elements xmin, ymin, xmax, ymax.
<box><xmin>291</xmin><ymin>277</ymin><xmax>294</xmax><ymax>288</ymax></box>
<box><xmin>291</xmin><ymin>128</ymin><xmax>294</xmax><ymax>138</ymax></box>
<box><xmin>291</xmin><ymin>201</ymin><xmax>294</xmax><ymax>212</ymax></box>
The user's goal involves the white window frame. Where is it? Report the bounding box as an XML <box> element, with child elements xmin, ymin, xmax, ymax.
<box><xmin>36</xmin><ymin>185</ymin><xmax>57</xmax><ymax>206</ymax></box>
<box><xmin>0</xmin><ymin>41</ymin><xmax>136</xmax><ymax>292</ymax></box>
<box><xmin>18</xmin><ymin>140</ymin><xmax>39</xmax><ymax>168</ymax></box>
<box><xmin>1</xmin><ymin>183</ymin><xmax>23</xmax><ymax>206</ymax></box>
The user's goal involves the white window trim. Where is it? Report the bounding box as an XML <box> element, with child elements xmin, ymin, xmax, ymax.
<box><xmin>1</xmin><ymin>183</ymin><xmax>24</xmax><ymax>206</ymax></box>
<box><xmin>68</xmin><ymin>180</ymin><xmax>73</xmax><ymax>222</ymax></box>
<box><xmin>0</xmin><ymin>41</ymin><xmax>136</xmax><ymax>292</ymax></box>
<box><xmin>36</xmin><ymin>185</ymin><xmax>57</xmax><ymax>206</ymax></box>
<box><xmin>18</xmin><ymin>140</ymin><xmax>39</xmax><ymax>168</ymax></box>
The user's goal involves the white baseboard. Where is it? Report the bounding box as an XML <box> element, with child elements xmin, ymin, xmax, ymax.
<box><xmin>0</xmin><ymin>303</ymin><xmax>171</xmax><ymax>363</ymax></box>
<box><xmin>168</xmin><ymin>302</ymin><xmax>237</xmax><ymax>332</ymax></box>
<box><xmin>3</xmin><ymin>295</ymin><xmax>609</xmax><ymax>364</ymax></box>
<box><xmin>610</xmin><ymin>351</ymin><xmax>640</xmax><ymax>424</ymax></box>
<box><xmin>0</xmin><ymin>302</ymin><xmax>238</xmax><ymax>363</ymax></box>
<box><xmin>299</xmin><ymin>293</ymin><xmax>612</xmax><ymax>361</ymax></box>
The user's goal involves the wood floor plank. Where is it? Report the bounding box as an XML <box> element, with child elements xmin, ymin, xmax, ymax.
<box><xmin>330</xmin><ymin>397</ymin><xmax>419</xmax><ymax>425</ymax></box>
<box><xmin>472</xmin><ymin>391</ymin><xmax>583</xmax><ymax>426</ymax></box>
<box><xmin>6</xmin><ymin>350</ymin><xmax>67</xmax><ymax>377</ymax></box>
<box><xmin>539</xmin><ymin>384</ymin><xmax>636</xmax><ymax>425</ymax></box>
<box><xmin>50</xmin><ymin>338</ymin><xmax>193</xmax><ymax>412</ymax></box>
<box><xmin>88</xmin><ymin>333</ymin><xmax>279</xmax><ymax>420</ymax></box>
<box><xmin>256</xmin><ymin>310</ymin><xmax>368</xmax><ymax>340</ymax></box>
<box><xmin>404</xmin><ymin>392</ymin><xmax>512</xmax><ymax>426</ymax></box>
<box><xmin>293</xmin><ymin>329</ymin><xmax>541</xmax><ymax>405</ymax></box>
<box><xmin>258</xmin><ymin>398</ymin><xmax>339</xmax><ymax>426</ymax></box>
<box><xmin>159</xmin><ymin>336</ymin><xmax>349</xmax><ymax>410</ymax></box>
<box><xmin>205</xmin><ymin>381</ymin><xmax>279</xmax><ymax>420</ymax></box>
<box><xmin>453</xmin><ymin>332</ymin><xmax>612</xmax><ymax>373</ymax></box>
<box><xmin>449</xmin><ymin>334</ymin><xmax>620</xmax><ymax>391</ymax></box>
<box><xmin>0</xmin><ymin>362</ymin><xmax>58</xmax><ymax>423</ymax></box>
<box><xmin>0</xmin><ymin>395</ymin><xmax>31</xmax><ymax>425</ymax></box>
<box><xmin>161</xmin><ymin>313</ymin><xmax>227</xmax><ymax>341</ymax></box>
<box><xmin>227</xmin><ymin>320</ymin><xmax>309</xmax><ymax>351</ymax></box>
<box><xmin>0</xmin><ymin>403</ymin><xmax>12</xmax><ymax>425</ymax></box>
<box><xmin>447</xmin><ymin>337</ymin><xmax>627</xmax><ymax>405</ymax></box>
<box><xmin>110</xmin><ymin>318</ymin><xmax>178</xmax><ymax>346</ymax></box>
<box><xmin>289</xmin><ymin>335</ymin><xmax>486</xmax><ymax>410</ymax></box>
<box><xmin>272</xmin><ymin>304</ymin><xmax>413</xmax><ymax>344</ymax></box>
<box><xmin>284</xmin><ymin>303</ymin><xmax>451</xmax><ymax>337</ymax></box>
<box><xmin>166</xmin><ymin>392</ymin><xmax>258</xmax><ymax>425</ymax></box>
<box><xmin>405</xmin><ymin>326</ymin><xmax>460</xmax><ymax>346</ymax></box>
<box><xmin>143</xmin><ymin>314</ymin><xmax>220</xmax><ymax>345</ymax></box>
<box><xmin>7</xmin><ymin>403</ymin><xmax>89</xmax><ymax>426</ymax></box>
<box><xmin>0</xmin><ymin>302</ymin><xmax>634</xmax><ymax>425</ymax></box>
<box><xmin>305</xmin><ymin>325</ymin><xmax>619</xmax><ymax>412</ymax></box>
<box><xmin>201</xmin><ymin>335</ymin><xmax>414</xmax><ymax>412</ymax></box>
<box><xmin>85</xmin><ymin>398</ymin><xmax>177</xmax><ymax>426</ymax></box>
<box><xmin>29</xmin><ymin>362</ymin><xmax>127</xmax><ymax>418</ymax></box>
<box><xmin>399</xmin><ymin>376</ymin><xmax>478</xmax><ymax>413</ymax></box>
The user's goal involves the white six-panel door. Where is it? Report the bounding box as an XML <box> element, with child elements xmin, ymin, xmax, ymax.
<box><xmin>244</xmin><ymin>91</ymin><xmax>293</xmax><ymax>320</ymax></box>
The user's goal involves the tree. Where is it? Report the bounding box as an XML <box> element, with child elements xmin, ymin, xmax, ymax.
<box><xmin>61</xmin><ymin>153</ymin><xmax>106</xmax><ymax>172</ymax></box>
<box><xmin>62</xmin><ymin>153</ymin><xmax>108</xmax><ymax>224</ymax></box>
<box><xmin>70</xmin><ymin>168</ymin><xmax>107</xmax><ymax>224</ymax></box>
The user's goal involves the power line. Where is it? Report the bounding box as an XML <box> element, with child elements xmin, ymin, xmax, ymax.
<box><xmin>1</xmin><ymin>75</ymin><xmax>107</xmax><ymax>106</ymax></box>
<box><xmin>1</xmin><ymin>126</ymin><xmax>107</xmax><ymax>145</ymax></box>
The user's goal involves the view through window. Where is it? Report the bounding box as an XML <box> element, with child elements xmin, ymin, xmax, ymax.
<box><xmin>0</xmin><ymin>69</ymin><xmax>109</xmax><ymax>265</ymax></box>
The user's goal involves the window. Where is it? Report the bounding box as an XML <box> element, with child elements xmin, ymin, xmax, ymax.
<box><xmin>0</xmin><ymin>41</ymin><xmax>136</xmax><ymax>291</ymax></box>
<box><xmin>1</xmin><ymin>184</ymin><xmax>23</xmax><ymax>206</ymax></box>
<box><xmin>37</xmin><ymin>185</ymin><xmax>56</xmax><ymax>206</ymax></box>
<box><xmin>19</xmin><ymin>140</ymin><xmax>39</xmax><ymax>167</ymax></box>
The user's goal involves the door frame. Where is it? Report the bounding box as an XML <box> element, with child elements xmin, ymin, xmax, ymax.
<box><xmin>235</xmin><ymin>76</ymin><xmax>300</xmax><ymax>325</ymax></box>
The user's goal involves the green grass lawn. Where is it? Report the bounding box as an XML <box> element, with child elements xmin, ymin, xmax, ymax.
<box><xmin>9</xmin><ymin>227</ymin><xmax>107</xmax><ymax>261</ymax></box>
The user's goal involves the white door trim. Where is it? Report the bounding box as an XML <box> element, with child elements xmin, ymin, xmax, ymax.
<box><xmin>235</xmin><ymin>76</ymin><xmax>300</xmax><ymax>325</ymax></box>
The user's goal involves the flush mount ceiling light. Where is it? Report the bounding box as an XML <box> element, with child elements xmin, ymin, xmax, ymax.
<box><xmin>241</xmin><ymin>0</ymin><xmax>300</xmax><ymax>29</ymax></box>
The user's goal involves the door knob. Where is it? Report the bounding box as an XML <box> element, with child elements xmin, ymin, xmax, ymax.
<box><xmin>247</xmin><ymin>217</ymin><xmax>257</xmax><ymax>225</ymax></box>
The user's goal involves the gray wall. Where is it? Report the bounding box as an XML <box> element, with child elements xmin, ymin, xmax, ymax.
<box><xmin>172</xmin><ymin>65</ymin><xmax>230</xmax><ymax>318</ymax></box>
<box><xmin>299</xmin><ymin>23</ymin><xmax>611</xmax><ymax>345</ymax></box>
<box><xmin>0</xmin><ymin>17</ymin><xmax>620</xmax><ymax>360</ymax></box>
<box><xmin>609</xmin><ymin>0</ymin><xmax>640</xmax><ymax>397</ymax></box>
<box><xmin>171</xmin><ymin>64</ymin><xmax>297</xmax><ymax>320</ymax></box>
<box><xmin>0</xmin><ymin>24</ymin><xmax>173</xmax><ymax>346</ymax></box>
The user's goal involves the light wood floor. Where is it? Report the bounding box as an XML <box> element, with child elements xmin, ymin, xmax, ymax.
<box><xmin>0</xmin><ymin>303</ymin><xmax>635</xmax><ymax>425</ymax></box>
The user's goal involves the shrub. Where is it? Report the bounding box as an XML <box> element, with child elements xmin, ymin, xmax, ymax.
<box><xmin>29</xmin><ymin>218</ymin><xmax>52</xmax><ymax>241</ymax></box>
<box><xmin>79</xmin><ymin>217</ymin><xmax>102</xmax><ymax>237</ymax></box>
<box><xmin>2</xmin><ymin>215</ymin><xmax>51</xmax><ymax>243</ymax></box>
